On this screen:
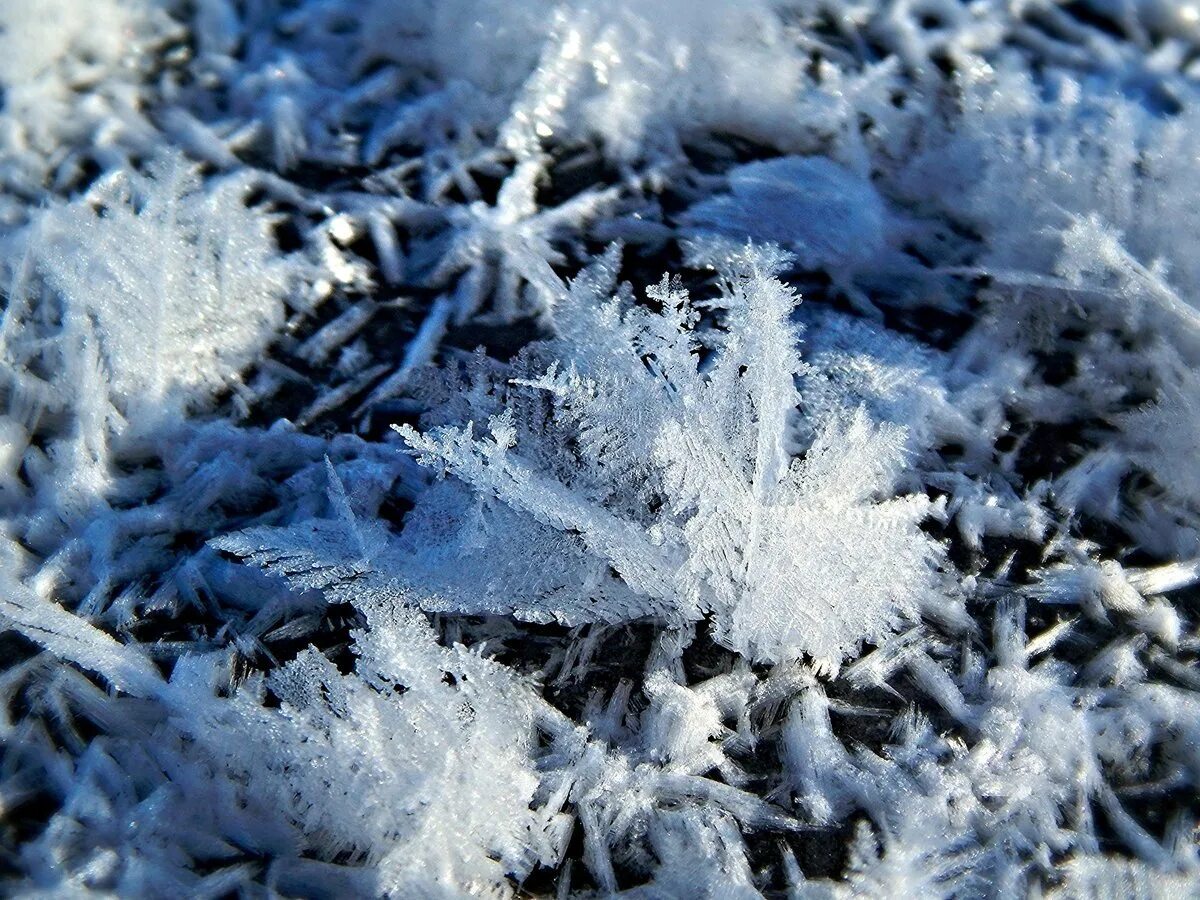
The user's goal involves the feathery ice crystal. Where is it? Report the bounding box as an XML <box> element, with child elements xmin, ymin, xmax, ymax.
<box><xmin>396</xmin><ymin>246</ymin><xmax>952</xmax><ymax>666</ymax></box>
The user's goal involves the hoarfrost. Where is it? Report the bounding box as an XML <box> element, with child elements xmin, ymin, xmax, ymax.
<box><xmin>1</xmin><ymin>0</ymin><xmax>1199</xmax><ymax>896</ymax></box>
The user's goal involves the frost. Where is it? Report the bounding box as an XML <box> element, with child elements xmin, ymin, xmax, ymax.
<box><xmin>24</xmin><ymin>155</ymin><xmax>296</xmax><ymax>418</ymax></box>
<box><xmin>1</xmin><ymin>574</ymin><xmax>563</xmax><ymax>895</ymax></box>
<box><xmin>391</xmin><ymin>247</ymin><xmax>950</xmax><ymax>665</ymax></box>
<box><xmin>0</xmin><ymin>0</ymin><xmax>172</xmax><ymax>226</ymax></box>
<box><xmin>0</xmin><ymin>153</ymin><xmax>305</xmax><ymax>526</ymax></box>
<box><xmin>367</xmin><ymin>0</ymin><xmax>809</xmax><ymax>161</ymax></box>
<box><xmin>682</xmin><ymin>157</ymin><xmax>887</xmax><ymax>273</ymax></box>
<box><xmin>2</xmin><ymin>0</ymin><xmax>1200</xmax><ymax>896</ymax></box>
<box><xmin>1119</xmin><ymin>371</ymin><xmax>1200</xmax><ymax>508</ymax></box>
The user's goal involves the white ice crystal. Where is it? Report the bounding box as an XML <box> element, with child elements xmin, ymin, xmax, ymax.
<box><xmin>0</xmin><ymin>0</ymin><xmax>172</xmax><ymax>225</ymax></box>
<box><xmin>394</xmin><ymin>246</ymin><xmax>951</xmax><ymax>665</ymax></box>
<box><xmin>27</xmin><ymin>156</ymin><xmax>295</xmax><ymax>417</ymax></box>
<box><xmin>365</xmin><ymin>0</ymin><xmax>810</xmax><ymax>161</ymax></box>
<box><xmin>0</xmin><ymin>566</ymin><xmax>565</xmax><ymax>896</ymax></box>
<box><xmin>682</xmin><ymin>156</ymin><xmax>887</xmax><ymax>273</ymax></box>
<box><xmin>0</xmin><ymin>153</ymin><xmax>304</xmax><ymax>529</ymax></box>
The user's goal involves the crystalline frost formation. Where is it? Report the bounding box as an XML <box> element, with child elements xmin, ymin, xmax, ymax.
<box><xmin>1</xmin><ymin>1</ymin><xmax>1200</xmax><ymax>897</ymax></box>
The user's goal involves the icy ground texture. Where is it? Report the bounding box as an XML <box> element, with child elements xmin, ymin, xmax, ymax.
<box><xmin>3</xmin><ymin>0</ymin><xmax>1200</xmax><ymax>896</ymax></box>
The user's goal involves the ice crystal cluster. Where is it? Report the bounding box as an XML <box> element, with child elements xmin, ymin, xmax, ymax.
<box><xmin>2</xmin><ymin>0</ymin><xmax>1200</xmax><ymax>896</ymax></box>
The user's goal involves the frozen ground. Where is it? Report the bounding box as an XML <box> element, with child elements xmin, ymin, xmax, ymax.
<box><xmin>1</xmin><ymin>1</ymin><xmax>1199</xmax><ymax>896</ymax></box>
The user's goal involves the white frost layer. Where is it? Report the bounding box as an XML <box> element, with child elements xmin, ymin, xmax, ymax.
<box><xmin>0</xmin><ymin>0</ymin><xmax>1199</xmax><ymax>897</ymax></box>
